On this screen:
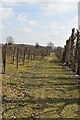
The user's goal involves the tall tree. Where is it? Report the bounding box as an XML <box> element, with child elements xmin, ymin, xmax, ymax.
<box><xmin>6</xmin><ymin>36</ymin><xmax>14</xmax><ymax>45</ymax></box>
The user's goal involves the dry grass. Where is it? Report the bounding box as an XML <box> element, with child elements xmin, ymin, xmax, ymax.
<box><xmin>2</xmin><ymin>52</ymin><xmax>80</xmax><ymax>119</ymax></box>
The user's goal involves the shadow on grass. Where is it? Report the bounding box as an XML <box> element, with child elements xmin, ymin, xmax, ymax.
<box><xmin>2</xmin><ymin>97</ymin><xmax>80</xmax><ymax>118</ymax></box>
<box><xmin>3</xmin><ymin>97</ymin><xmax>80</xmax><ymax>105</ymax></box>
<box><xmin>20</xmin><ymin>76</ymin><xmax>78</xmax><ymax>80</ymax></box>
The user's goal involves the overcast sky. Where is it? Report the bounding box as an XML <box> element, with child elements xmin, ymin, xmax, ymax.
<box><xmin>0</xmin><ymin>0</ymin><xmax>79</xmax><ymax>47</ymax></box>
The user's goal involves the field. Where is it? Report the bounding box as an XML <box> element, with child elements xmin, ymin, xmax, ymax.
<box><xmin>2</xmin><ymin>52</ymin><xmax>80</xmax><ymax>119</ymax></box>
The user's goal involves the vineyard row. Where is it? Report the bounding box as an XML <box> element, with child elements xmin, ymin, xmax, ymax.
<box><xmin>55</xmin><ymin>28</ymin><xmax>80</xmax><ymax>75</ymax></box>
<box><xmin>2</xmin><ymin>44</ymin><xmax>51</xmax><ymax>74</ymax></box>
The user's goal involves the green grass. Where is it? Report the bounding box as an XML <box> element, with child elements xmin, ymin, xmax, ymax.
<box><xmin>2</xmin><ymin>52</ymin><xmax>80</xmax><ymax>119</ymax></box>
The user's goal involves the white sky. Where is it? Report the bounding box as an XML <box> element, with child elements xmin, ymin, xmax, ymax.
<box><xmin>0</xmin><ymin>0</ymin><xmax>80</xmax><ymax>47</ymax></box>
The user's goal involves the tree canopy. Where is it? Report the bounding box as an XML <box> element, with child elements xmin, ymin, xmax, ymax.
<box><xmin>6</xmin><ymin>36</ymin><xmax>14</xmax><ymax>45</ymax></box>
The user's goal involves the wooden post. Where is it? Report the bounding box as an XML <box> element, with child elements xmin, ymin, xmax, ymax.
<box><xmin>16</xmin><ymin>46</ymin><xmax>19</xmax><ymax>68</ymax></box>
<box><xmin>33</xmin><ymin>49</ymin><xmax>35</xmax><ymax>60</ymax></box>
<box><xmin>70</xmin><ymin>28</ymin><xmax>75</xmax><ymax>70</ymax></box>
<box><xmin>77</xmin><ymin>30</ymin><xmax>80</xmax><ymax>75</ymax></box>
<box><xmin>40</xmin><ymin>50</ymin><xmax>43</xmax><ymax>60</ymax></box>
<box><xmin>12</xmin><ymin>46</ymin><xmax>15</xmax><ymax>64</ymax></box>
<box><xmin>62</xmin><ymin>45</ymin><xmax>66</xmax><ymax>63</ymax></box>
<box><xmin>27</xmin><ymin>49</ymin><xmax>30</xmax><ymax>62</ymax></box>
<box><xmin>23</xmin><ymin>47</ymin><xmax>27</xmax><ymax>65</ymax></box>
<box><xmin>2</xmin><ymin>45</ymin><xmax>6</xmax><ymax>74</ymax></box>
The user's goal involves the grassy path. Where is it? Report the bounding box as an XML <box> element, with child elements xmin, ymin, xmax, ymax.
<box><xmin>2</xmin><ymin>53</ymin><xmax>80</xmax><ymax>119</ymax></box>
